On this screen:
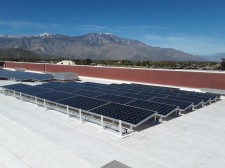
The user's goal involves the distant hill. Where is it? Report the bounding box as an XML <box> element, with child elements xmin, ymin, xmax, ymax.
<box><xmin>0</xmin><ymin>48</ymin><xmax>60</xmax><ymax>61</ymax></box>
<box><xmin>205</xmin><ymin>53</ymin><xmax>225</xmax><ymax>62</ymax></box>
<box><xmin>0</xmin><ymin>33</ymin><xmax>205</xmax><ymax>61</ymax></box>
<box><xmin>0</xmin><ymin>48</ymin><xmax>42</xmax><ymax>61</ymax></box>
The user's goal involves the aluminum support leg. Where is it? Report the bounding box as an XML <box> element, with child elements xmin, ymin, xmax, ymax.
<box><xmin>101</xmin><ymin>115</ymin><xmax>104</xmax><ymax>129</ymax></box>
<box><xmin>67</xmin><ymin>105</ymin><xmax>69</xmax><ymax>118</ymax></box>
<box><xmin>154</xmin><ymin>115</ymin><xmax>157</xmax><ymax>122</ymax></box>
<box><xmin>119</xmin><ymin>120</ymin><xmax>122</xmax><ymax>136</ymax></box>
<box><xmin>79</xmin><ymin>109</ymin><xmax>82</xmax><ymax>123</ymax></box>
<box><xmin>44</xmin><ymin>99</ymin><xmax>46</xmax><ymax>110</ymax></box>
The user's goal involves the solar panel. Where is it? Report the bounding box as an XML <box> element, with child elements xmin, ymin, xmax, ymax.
<box><xmin>2</xmin><ymin>83</ymin><xmax>32</xmax><ymax>91</ymax></box>
<box><xmin>71</xmin><ymin>89</ymin><xmax>104</xmax><ymax>97</ymax></box>
<box><xmin>83</xmin><ymin>82</ymin><xmax>112</xmax><ymax>89</ymax></box>
<box><xmin>166</xmin><ymin>95</ymin><xmax>203</xmax><ymax>106</ymax></box>
<box><xmin>150</xmin><ymin>89</ymin><xmax>190</xmax><ymax>96</ymax></box>
<box><xmin>56</xmin><ymin>96</ymin><xmax>108</xmax><ymax>111</ymax></box>
<box><xmin>0</xmin><ymin>69</ymin><xmax>53</xmax><ymax>81</ymax></box>
<box><xmin>73</xmin><ymin>85</ymin><xmax>103</xmax><ymax>92</ymax></box>
<box><xmin>16</xmin><ymin>86</ymin><xmax>51</xmax><ymax>96</ymax></box>
<box><xmin>89</xmin><ymin>103</ymin><xmax>156</xmax><ymax>125</ymax></box>
<box><xmin>96</xmin><ymin>89</ymin><xmax>125</xmax><ymax>95</ymax></box>
<box><xmin>204</xmin><ymin>93</ymin><xmax>221</xmax><ymax>100</ymax></box>
<box><xmin>127</xmin><ymin>99</ymin><xmax>178</xmax><ymax>117</ymax></box>
<box><xmin>120</xmin><ymin>92</ymin><xmax>155</xmax><ymax>101</ymax></box>
<box><xmin>96</xmin><ymin>94</ymin><xmax>135</xmax><ymax>104</ymax></box>
<box><xmin>176</xmin><ymin>94</ymin><xmax>211</xmax><ymax>103</ymax></box>
<box><xmin>151</xmin><ymin>97</ymin><xmax>193</xmax><ymax>111</ymax></box>
<box><xmin>51</xmin><ymin>86</ymin><xmax>81</xmax><ymax>94</ymax></box>
<box><xmin>37</xmin><ymin>82</ymin><xmax>66</xmax><ymax>89</ymax></box>
<box><xmin>35</xmin><ymin>91</ymin><xmax>76</xmax><ymax>102</ymax></box>
<box><xmin>187</xmin><ymin>92</ymin><xmax>219</xmax><ymax>101</ymax></box>
<box><xmin>138</xmin><ymin>91</ymin><xmax>170</xmax><ymax>98</ymax></box>
<box><xmin>114</xmin><ymin>88</ymin><xmax>141</xmax><ymax>94</ymax></box>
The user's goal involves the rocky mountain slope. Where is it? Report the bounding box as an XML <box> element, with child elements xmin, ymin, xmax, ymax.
<box><xmin>0</xmin><ymin>33</ymin><xmax>204</xmax><ymax>61</ymax></box>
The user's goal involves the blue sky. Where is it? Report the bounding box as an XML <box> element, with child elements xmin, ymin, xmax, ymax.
<box><xmin>0</xmin><ymin>0</ymin><xmax>225</xmax><ymax>55</ymax></box>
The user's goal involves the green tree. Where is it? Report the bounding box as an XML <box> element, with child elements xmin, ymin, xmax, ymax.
<box><xmin>85</xmin><ymin>59</ymin><xmax>92</xmax><ymax>65</ymax></box>
<box><xmin>220</xmin><ymin>58</ymin><xmax>225</xmax><ymax>70</ymax></box>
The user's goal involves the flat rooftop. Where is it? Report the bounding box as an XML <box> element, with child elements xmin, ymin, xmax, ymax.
<box><xmin>0</xmin><ymin>78</ymin><xmax>225</xmax><ymax>168</ymax></box>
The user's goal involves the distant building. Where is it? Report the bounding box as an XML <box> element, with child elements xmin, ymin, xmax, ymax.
<box><xmin>56</xmin><ymin>60</ymin><xmax>76</xmax><ymax>65</ymax></box>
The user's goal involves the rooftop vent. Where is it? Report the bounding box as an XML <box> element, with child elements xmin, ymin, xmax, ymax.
<box><xmin>101</xmin><ymin>160</ymin><xmax>131</xmax><ymax>168</ymax></box>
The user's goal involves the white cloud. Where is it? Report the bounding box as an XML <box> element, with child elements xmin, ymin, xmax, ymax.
<box><xmin>144</xmin><ymin>34</ymin><xmax>225</xmax><ymax>55</ymax></box>
<box><xmin>0</xmin><ymin>19</ymin><xmax>62</xmax><ymax>29</ymax></box>
<box><xmin>73</xmin><ymin>25</ymin><xmax>107</xmax><ymax>31</ymax></box>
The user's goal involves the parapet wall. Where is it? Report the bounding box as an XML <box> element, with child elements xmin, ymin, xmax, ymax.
<box><xmin>4</xmin><ymin>61</ymin><xmax>225</xmax><ymax>90</ymax></box>
<box><xmin>5</xmin><ymin>61</ymin><xmax>45</xmax><ymax>72</ymax></box>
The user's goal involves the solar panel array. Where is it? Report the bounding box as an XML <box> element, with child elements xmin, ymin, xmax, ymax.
<box><xmin>0</xmin><ymin>69</ymin><xmax>53</xmax><ymax>81</ymax></box>
<box><xmin>1</xmin><ymin>81</ymin><xmax>221</xmax><ymax>126</ymax></box>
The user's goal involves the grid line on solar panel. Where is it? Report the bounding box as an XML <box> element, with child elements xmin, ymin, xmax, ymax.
<box><xmin>130</xmin><ymin>83</ymin><xmax>178</xmax><ymax>90</ymax></box>
<box><xmin>150</xmin><ymin>97</ymin><xmax>193</xmax><ymax>111</ymax></box>
<box><xmin>37</xmin><ymin>82</ymin><xmax>66</xmax><ymax>88</ymax></box>
<box><xmin>96</xmin><ymin>89</ymin><xmax>125</xmax><ymax>96</ymax></box>
<box><xmin>83</xmin><ymin>82</ymin><xmax>112</xmax><ymax>88</ymax></box>
<box><xmin>138</xmin><ymin>91</ymin><xmax>170</xmax><ymax>98</ymax></box>
<box><xmin>113</xmin><ymin>88</ymin><xmax>141</xmax><ymax>94</ymax></box>
<box><xmin>96</xmin><ymin>93</ymin><xmax>135</xmax><ymax>104</ymax></box>
<box><xmin>89</xmin><ymin>103</ymin><xmax>156</xmax><ymax>125</ymax></box>
<box><xmin>127</xmin><ymin>99</ymin><xmax>178</xmax><ymax>116</ymax></box>
<box><xmin>150</xmin><ymin>89</ymin><xmax>190</xmax><ymax>95</ymax></box>
<box><xmin>50</xmin><ymin>86</ymin><xmax>81</xmax><ymax>94</ymax></box>
<box><xmin>72</xmin><ymin>85</ymin><xmax>103</xmax><ymax>92</ymax></box>
<box><xmin>120</xmin><ymin>92</ymin><xmax>155</xmax><ymax>100</ymax></box>
<box><xmin>56</xmin><ymin>96</ymin><xmax>108</xmax><ymax>111</ymax></box>
<box><xmin>72</xmin><ymin>89</ymin><xmax>105</xmax><ymax>97</ymax></box>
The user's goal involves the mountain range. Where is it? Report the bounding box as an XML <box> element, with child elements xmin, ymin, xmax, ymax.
<box><xmin>204</xmin><ymin>53</ymin><xmax>225</xmax><ymax>62</ymax></box>
<box><xmin>0</xmin><ymin>33</ymin><xmax>205</xmax><ymax>61</ymax></box>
